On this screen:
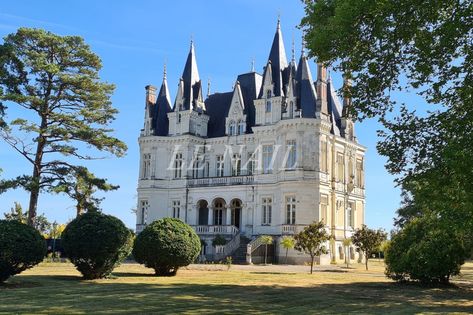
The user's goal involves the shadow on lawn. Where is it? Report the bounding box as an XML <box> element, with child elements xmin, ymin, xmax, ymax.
<box><xmin>1</xmin><ymin>276</ymin><xmax>472</xmax><ymax>314</ymax></box>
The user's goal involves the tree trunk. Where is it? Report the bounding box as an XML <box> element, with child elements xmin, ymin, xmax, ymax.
<box><xmin>285</xmin><ymin>248</ymin><xmax>288</xmax><ymax>264</ymax></box>
<box><xmin>365</xmin><ymin>252</ymin><xmax>369</xmax><ymax>270</ymax></box>
<box><xmin>27</xmin><ymin>116</ymin><xmax>47</xmax><ymax>226</ymax></box>
<box><xmin>264</xmin><ymin>244</ymin><xmax>268</xmax><ymax>265</ymax></box>
<box><xmin>310</xmin><ymin>256</ymin><xmax>314</xmax><ymax>274</ymax></box>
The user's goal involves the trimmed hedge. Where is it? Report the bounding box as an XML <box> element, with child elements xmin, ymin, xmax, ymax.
<box><xmin>62</xmin><ymin>212</ymin><xmax>133</xmax><ymax>279</ymax></box>
<box><xmin>133</xmin><ymin>218</ymin><xmax>200</xmax><ymax>276</ymax></box>
<box><xmin>0</xmin><ymin>220</ymin><xmax>46</xmax><ymax>282</ymax></box>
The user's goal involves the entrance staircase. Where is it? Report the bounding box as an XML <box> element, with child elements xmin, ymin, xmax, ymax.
<box><xmin>231</xmin><ymin>236</ymin><xmax>251</xmax><ymax>264</ymax></box>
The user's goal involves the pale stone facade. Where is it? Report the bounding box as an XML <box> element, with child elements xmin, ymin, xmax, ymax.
<box><xmin>136</xmin><ymin>21</ymin><xmax>366</xmax><ymax>264</ymax></box>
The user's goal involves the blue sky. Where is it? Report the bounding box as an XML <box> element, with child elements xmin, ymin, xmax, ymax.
<box><xmin>0</xmin><ymin>0</ymin><xmax>402</xmax><ymax>231</ymax></box>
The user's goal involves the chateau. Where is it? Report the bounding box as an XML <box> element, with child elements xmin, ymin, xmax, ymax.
<box><xmin>136</xmin><ymin>21</ymin><xmax>366</xmax><ymax>264</ymax></box>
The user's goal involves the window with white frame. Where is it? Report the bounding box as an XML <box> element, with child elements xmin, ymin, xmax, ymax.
<box><xmin>216</xmin><ymin>155</ymin><xmax>224</xmax><ymax>177</ymax></box>
<box><xmin>229</xmin><ymin>121</ymin><xmax>236</xmax><ymax>135</ymax></box>
<box><xmin>286</xmin><ymin>140</ymin><xmax>296</xmax><ymax>169</ymax></box>
<box><xmin>140</xmin><ymin>200</ymin><xmax>148</xmax><ymax>224</ymax></box>
<box><xmin>347</xmin><ymin>202</ymin><xmax>355</xmax><ymax>228</ymax></box>
<box><xmin>321</xmin><ymin>140</ymin><xmax>328</xmax><ymax>172</ymax></box>
<box><xmin>231</xmin><ymin>153</ymin><xmax>241</xmax><ymax>176</ymax></box>
<box><xmin>172</xmin><ymin>200</ymin><xmax>181</xmax><ymax>219</ymax></box>
<box><xmin>192</xmin><ymin>160</ymin><xmax>200</xmax><ymax>179</ymax></box>
<box><xmin>285</xmin><ymin>196</ymin><xmax>296</xmax><ymax>224</ymax></box>
<box><xmin>262</xmin><ymin>197</ymin><xmax>272</xmax><ymax>225</ymax></box>
<box><xmin>262</xmin><ymin>145</ymin><xmax>273</xmax><ymax>174</ymax></box>
<box><xmin>142</xmin><ymin>153</ymin><xmax>151</xmax><ymax>178</ymax></box>
<box><xmin>174</xmin><ymin>153</ymin><xmax>183</xmax><ymax>178</ymax></box>
<box><xmin>247</xmin><ymin>152</ymin><xmax>256</xmax><ymax>175</ymax></box>
<box><xmin>320</xmin><ymin>195</ymin><xmax>328</xmax><ymax>223</ymax></box>
<box><xmin>356</xmin><ymin>158</ymin><xmax>364</xmax><ymax>187</ymax></box>
<box><xmin>336</xmin><ymin>153</ymin><xmax>344</xmax><ymax>182</ymax></box>
<box><xmin>238</xmin><ymin>121</ymin><xmax>245</xmax><ymax>135</ymax></box>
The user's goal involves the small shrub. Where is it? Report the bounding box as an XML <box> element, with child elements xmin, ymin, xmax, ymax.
<box><xmin>212</xmin><ymin>234</ymin><xmax>227</xmax><ymax>247</ymax></box>
<box><xmin>133</xmin><ymin>218</ymin><xmax>200</xmax><ymax>276</ymax></box>
<box><xmin>0</xmin><ymin>220</ymin><xmax>46</xmax><ymax>282</ymax></box>
<box><xmin>225</xmin><ymin>256</ymin><xmax>232</xmax><ymax>270</ymax></box>
<box><xmin>62</xmin><ymin>212</ymin><xmax>133</xmax><ymax>280</ymax></box>
<box><xmin>385</xmin><ymin>216</ymin><xmax>468</xmax><ymax>284</ymax></box>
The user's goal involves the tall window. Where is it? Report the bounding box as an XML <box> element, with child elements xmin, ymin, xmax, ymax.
<box><xmin>289</xmin><ymin>101</ymin><xmax>294</xmax><ymax>118</ymax></box>
<box><xmin>247</xmin><ymin>152</ymin><xmax>255</xmax><ymax>175</ymax></box>
<box><xmin>262</xmin><ymin>197</ymin><xmax>272</xmax><ymax>225</ymax></box>
<box><xmin>336</xmin><ymin>153</ymin><xmax>344</xmax><ymax>182</ymax></box>
<box><xmin>263</xmin><ymin>145</ymin><xmax>273</xmax><ymax>174</ymax></box>
<box><xmin>140</xmin><ymin>200</ymin><xmax>148</xmax><ymax>224</ymax></box>
<box><xmin>178</xmin><ymin>114</ymin><xmax>182</xmax><ymax>123</ymax></box>
<box><xmin>216</xmin><ymin>155</ymin><xmax>224</xmax><ymax>177</ymax></box>
<box><xmin>286</xmin><ymin>140</ymin><xmax>296</xmax><ymax>169</ymax></box>
<box><xmin>266</xmin><ymin>100</ymin><xmax>272</xmax><ymax>112</ymax></box>
<box><xmin>214</xmin><ymin>200</ymin><xmax>224</xmax><ymax>225</ymax></box>
<box><xmin>231</xmin><ymin>154</ymin><xmax>241</xmax><ymax>176</ymax></box>
<box><xmin>142</xmin><ymin>153</ymin><xmax>151</xmax><ymax>178</ymax></box>
<box><xmin>320</xmin><ymin>195</ymin><xmax>328</xmax><ymax>223</ymax></box>
<box><xmin>238</xmin><ymin>122</ymin><xmax>245</xmax><ymax>135</ymax></box>
<box><xmin>285</xmin><ymin>196</ymin><xmax>296</xmax><ymax>224</ymax></box>
<box><xmin>347</xmin><ymin>202</ymin><xmax>355</xmax><ymax>228</ymax></box>
<box><xmin>192</xmin><ymin>160</ymin><xmax>200</xmax><ymax>179</ymax></box>
<box><xmin>321</xmin><ymin>140</ymin><xmax>328</xmax><ymax>172</ymax></box>
<box><xmin>172</xmin><ymin>200</ymin><xmax>181</xmax><ymax>219</ymax></box>
<box><xmin>229</xmin><ymin>121</ymin><xmax>235</xmax><ymax>135</ymax></box>
<box><xmin>174</xmin><ymin>153</ymin><xmax>183</xmax><ymax>178</ymax></box>
<box><xmin>356</xmin><ymin>158</ymin><xmax>364</xmax><ymax>187</ymax></box>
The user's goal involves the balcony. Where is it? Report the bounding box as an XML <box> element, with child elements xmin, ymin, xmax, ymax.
<box><xmin>192</xmin><ymin>225</ymin><xmax>239</xmax><ymax>236</ymax></box>
<box><xmin>187</xmin><ymin>175</ymin><xmax>254</xmax><ymax>187</ymax></box>
<box><xmin>281</xmin><ymin>224</ymin><xmax>306</xmax><ymax>235</ymax></box>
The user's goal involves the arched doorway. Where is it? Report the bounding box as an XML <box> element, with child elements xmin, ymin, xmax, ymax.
<box><xmin>230</xmin><ymin>199</ymin><xmax>242</xmax><ymax>229</ymax></box>
<box><xmin>213</xmin><ymin>198</ymin><xmax>225</xmax><ymax>226</ymax></box>
<box><xmin>197</xmin><ymin>200</ymin><xmax>208</xmax><ymax>225</ymax></box>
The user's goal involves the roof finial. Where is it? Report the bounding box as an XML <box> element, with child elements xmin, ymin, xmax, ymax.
<box><xmin>207</xmin><ymin>78</ymin><xmax>211</xmax><ymax>98</ymax></box>
<box><xmin>251</xmin><ymin>57</ymin><xmax>255</xmax><ymax>72</ymax></box>
<box><xmin>190</xmin><ymin>34</ymin><xmax>194</xmax><ymax>49</ymax></box>
<box><xmin>277</xmin><ymin>12</ymin><xmax>281</xmax><ymax>30</ymax></box>
<box><xmin>301</xmin><ymin>33</ymin><xmax>305</xmax><ymax>57</ymax></box>
<box><xmin>163</xmin><ymin>62</ymin><xmax>167</xmax><ymax>80</ymax></box>
<box><xmin>291</xmin><ymin>35</ymin><xmax>295</xmax><ymax>63</ymax></box>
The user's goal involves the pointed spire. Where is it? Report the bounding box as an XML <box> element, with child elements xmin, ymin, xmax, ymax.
<box><xmin>266</xmin><ymin>17</ymin><xmax>288</xmax><ymax>97</ymax></box>
<box><xmin>163</xmin><ymin>63</ymin><xmax>167</xmax><ymax>80</ymax></box>
<box><xmin>316</xmin><ymin>62</ymin><xmax>329</xmax><ymax>117</ymax></box>
<box><xmin>291</xmin><ymin>36</ymin><xmax>295</xmax><ymax>64</ymax></box>
<box><xmin>207</xmin><ymin>78</ymin><xmax>211</xmax><ymax>98</ymax></box>
<box><xmin>342</xmin><ymin>73</ymin><xmax>352</xmax><ymax>118</ymax></box>
<box><xmin>176</xmin><ymin>39</ymin><xmax>202</xmax><ymax>111</ymax></box>
<box><xmin>251</xmin><ymin>58</ymin><xmax>255</xmax><ymax>72</ymax></box>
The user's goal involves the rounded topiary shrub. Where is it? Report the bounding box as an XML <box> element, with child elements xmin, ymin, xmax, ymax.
<box><xmin>0</xmin><ymin>220</ymin><xmax>46</xmax><ymax>282</ymax></box>
<box><xmin>385</xmin><ymin>216</ymin><xmax>468</xmax><ymax>284</ymax></box>
<box><xmin>133</xmin><ymin>218</ymin><xmax>200</xmax><ymax>276</ymax></box>
<box><xmin>62</xmin><ymin>212</ymin><xmax>133</xmax><ymax>280</ymax></box>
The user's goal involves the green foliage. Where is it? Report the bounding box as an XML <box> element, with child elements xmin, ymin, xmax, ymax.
<box><xmin>259</xmin><ymin>235</ymin><xmax>273</xmax><ymax>265</ymax></box>
<box><xmin>0</xmin><ymin>28</ymin><xmax>126</xmax><ymax>226</ymax></box>
<box><xmin>0</xmin><ymin>220</ymin><xmax>46</xmax><ymax>282</ymax></box>
<box><xmin>352</xmin><ymin>225</ymin><xmax>387</xmax><ymax>270</ymax></box>
<box><xmin>61</xmin><ymin>212</ymin><xmax>133</xmax><ymax>280</ymax></box>
<box><xmin>294</xmin><ymin>221</ymin><xmax>330</xmax><ymax>273</ymax></box>
<box><xmin>3</xmin><ymin>202</ymin><xmax>51</xmax><ymax>235</ymax></box>
<box><xmin>132</xmin><ymin>218</ymin><xmax>201</xmax><ymax>276</ymax></box>
<box><xmin>225</xmin><ymin>256</ymin><xmax>232</xmax><ymax>270</ymax></box>
<box><xmin>212</xmin><ymin>234</ymin><xmax>227</xmax><ymax>247</ymax></box>
<box><xmin>281</xmin><ymin>236</ymin><xmax>295</xmax><ymax>264</ymax></box>
<box><xmin>385</xmin><ymin>216</ymin><xmax>468</xmax><ymax>284</ymax></box>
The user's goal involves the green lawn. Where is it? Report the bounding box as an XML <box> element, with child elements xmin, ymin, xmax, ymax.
<box><xmin>1</xmin><ymin>261</ymin><xmax>473</xmax><ymax>314</ymax></box>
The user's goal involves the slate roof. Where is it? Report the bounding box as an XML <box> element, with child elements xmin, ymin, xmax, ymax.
<box><xmin>295</xmin><ymin>54</ymin><xmax>317</xmax><ymax>118</ymax></box>
<box><xmin>179</xmin><ymin>41</ymin><xmax>202</xmax><ymax>111</ymax></box>
<box><xmin>153</xmin><ymin>75</ymin><xmax>172</xmax><ymax>136</ymax></box>
<box><xmin>205</xmin><ymin>92</ymin><xmax>233</xmax><ymax>137</ymax></box>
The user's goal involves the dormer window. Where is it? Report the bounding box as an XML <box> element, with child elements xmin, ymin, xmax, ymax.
<box><xmin>178</xmin><ymin>114</ymin><xmax>182</xmax><ymax>123</ymax></box>
<box><xmin>266</xmin><ymin>100</ymin><xmax>272</xmax><ymax>112</ymax></box>
<box><xmin>229</xmin><ymin>121</ymin><xmax>236</xmax><ymax>135</ymax></box>
<box><xmin>266</xmin><ymin>90</ymin><xmax>272</xmax><ymax>98</ymax></box>
<box><xmin>238</xmin><ymin>122</ymin><xmax>245</xmax><ymax>135</ymax></box>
